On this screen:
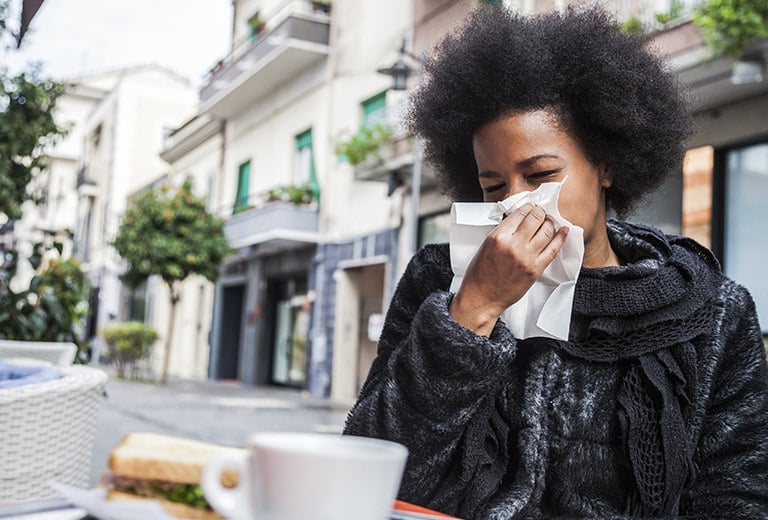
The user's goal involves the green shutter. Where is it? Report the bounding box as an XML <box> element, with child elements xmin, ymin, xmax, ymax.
<box><xmin>234</xmin><ymin>160</ymin><xmax>250</xmax><ymax>214</ymax></box>
<box><xmin>296</xmin><ymin>129</ymin><xmax>313</xmax><ymax>150</ymax></box>
<box><xmin>295</xmin><ymin>129</ymin><xmax>320</xmax><ymax>204</ymax></box>
<box><xmin>362</xmin><ymin>91</ymin><xmax>387</xmax><ymax>127</ymax></box>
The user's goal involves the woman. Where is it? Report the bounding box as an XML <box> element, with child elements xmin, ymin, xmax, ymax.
<box><xmin>343</xmin><ymin>6</ymin><xmax>768</xmax><ymax>520</ymax></box>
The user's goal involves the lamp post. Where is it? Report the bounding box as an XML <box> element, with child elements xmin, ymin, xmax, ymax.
<box><xmin>377</xmin><ymin>41</ymin><xmax>423</xmax><ymax>259</ymax></box>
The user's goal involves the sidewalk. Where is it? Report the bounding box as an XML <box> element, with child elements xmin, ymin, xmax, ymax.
<box><xmin>90</xmin><ymin>374</ymin><xmax>355</xmax><ymax>485</ymax></box>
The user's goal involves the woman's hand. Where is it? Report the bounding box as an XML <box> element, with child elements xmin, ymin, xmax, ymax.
<box><xmin>449</xmin><ymin>202</ymin><xmax>569</xmax><ymax>337</ymax></box>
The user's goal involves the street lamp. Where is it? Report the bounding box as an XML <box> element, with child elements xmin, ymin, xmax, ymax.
<box><xmin>377</xmin><ymin>41</ymin><xmax>423</xmax><ymax>259</ymax></box>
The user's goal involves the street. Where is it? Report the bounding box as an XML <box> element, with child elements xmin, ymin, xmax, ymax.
<box><xmin>90</xmin><ymin>376</ymin><xmax>353</xmax><ymax>485</ymax></box>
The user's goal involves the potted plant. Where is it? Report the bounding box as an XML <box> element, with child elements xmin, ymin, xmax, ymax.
<box><xmin>311</xmin><ymin>0</ymin><xmax>332</xmax><ymax>14</ymax></box>
<box><xmin>266</xmin><ymin>184</ymin><xmax>315</xmax><ymax>206</ymax></box>
<box><xmin>335</xmin><ymin>123</ymin><xmax>393</xmax><ymax>167</ymax></box>
<box><xmin>0</xmin><ymin>230</ymin><xmax>90</xmax><ymax>363</ymax></box>
<box><xmin>248</xmin><ymin>10</ymin><xmax>265</xmax><ymax>41</ymax></box>
<box><xmin>693</xmin><ymin>0</ymin><xmax>768</xmax><ymax>57</ymax></box>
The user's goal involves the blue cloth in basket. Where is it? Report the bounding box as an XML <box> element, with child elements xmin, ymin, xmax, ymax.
<box><xmin>0</xmin><ymin>360</ymin><xmax>62</xmax><ymax>389</ymax></box>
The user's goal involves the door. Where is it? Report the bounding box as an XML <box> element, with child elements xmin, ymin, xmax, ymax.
<box><xmin>268</xmin><ymin>278</ymin><xmax>309</xmax><ymax>387</ymax></box>
<box><xmin>216</xmin><ymin>284</ymin><xmax>244</xmax><ymax>380</ymax></box>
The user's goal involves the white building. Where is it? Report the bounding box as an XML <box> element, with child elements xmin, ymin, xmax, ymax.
<box><xmin>71</xmin><ymin>65</ymin><xmax>198</xmax><ymax>358</ymax></box>
<box><xmin>185</xmin><ymin>0</ymin><xmax>412</xmax><ymax>395</ymax></box>
<box><xmin>7</xmin><ymin>80</ymin><xmax>106</xmax><ymax>294</ymax></box>
<box><xmin>149</xmin><ymin>114</ymin><xmax>225</xmax><ymax>380</ymax></box>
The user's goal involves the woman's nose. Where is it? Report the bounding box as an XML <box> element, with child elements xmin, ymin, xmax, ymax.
<box><xmin>503</xmin><ymin>179</ymin><xmax>533</xmax><ymax>200</ymax></box>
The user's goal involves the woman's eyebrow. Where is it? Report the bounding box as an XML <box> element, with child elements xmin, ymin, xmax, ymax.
<box><xmin>478</xmin><ymin>171</ymin><xmax>504</xmax><ymax>179</ymax></box>
<box><xmin>516</xmin><ymin>154</ymin><xmax>562</xmax><ymax>169</ymax></box>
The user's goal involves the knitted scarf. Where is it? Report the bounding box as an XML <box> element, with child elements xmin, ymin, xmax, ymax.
<box><xmin>564</xmin><ymin>220</ymin><xmax>722</xmax><ymax>516</ymax></box>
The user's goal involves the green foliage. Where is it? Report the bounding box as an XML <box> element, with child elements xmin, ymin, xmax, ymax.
<box><xmin>1</xmin><ymin>0</ymin><xmax>67</xmax><ymax>220</ymax></box>
<box><xmin>0</xmin><ymin>72</ymin><xmax>65</xmax><ymax>219</ymax></box>
<box><xmin>335</xmin><ymin>123</ymin><xmax>393</xmax><ymax>166</ymax></box>
<box><xmin>0</xmin><ymin>232</ymin><xmax>89</xmax><ymax>358</ymax></box>
<box><xmin>112</xmin><ymin>177</ymin><xmax>231</xmax><ymax>291</ymax></box>
<box><xmin>693</xmin><ymin>0</ymin><xmax>768</xmax><ymax>57</ymax></box>
<box><xmin>266</xmin><ymin>184</ymin><xmax>315</xmax><ymax>205</ymax></box>
<box><xmin>112</xmin><ymin>177</ymin><xmax>230</xmax><ymax>383</ymax></box>
<box><xmin>0</xmin><ymin>2</ymin><xmax>81</xmax><ymax>359</ymax></box>
<box><xmin>656</xmin><ymin>0</ymin><xmax>684</xmax><ymax>24</ymax></box>
<box><xmin>100</xmin><ymin>321</ymin><xmax>159</xmax><ymax>379</ymax></box>
<box><xmin>620</xmin><ymin>16</ymin><xmax>645</xmax><ymax>36</ymax></box>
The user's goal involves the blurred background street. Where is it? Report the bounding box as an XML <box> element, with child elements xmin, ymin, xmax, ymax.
<box><xmin>90</xmin><ymin>373</ymin><xmax>352</xmax><ymax>485</ymax></box>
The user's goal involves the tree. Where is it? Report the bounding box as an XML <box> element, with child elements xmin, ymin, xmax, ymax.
<box><xmin>1</xmin><ymin>1</ymin><xmax>66</xmax><ymax>220</ymax></box>
<box><xmin>112</xmin><ymin>177</ymin><xmax>230</xmax><ymax>383</ymax></box>
<box><xmin>1</xmin><ymin>1</ymin><xmax>85</xmax><ymax>354</ymax></box>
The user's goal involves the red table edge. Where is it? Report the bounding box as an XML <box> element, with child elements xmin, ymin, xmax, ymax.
<box><xmin>393</xmin><ymin>499</ymin><xmax>458</xmax><ymax>518</ymax></box>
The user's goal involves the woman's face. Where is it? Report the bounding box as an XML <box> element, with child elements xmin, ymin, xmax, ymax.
<box><xmin>472</xmin><ymin>109</ymin><xmax>611</xmax><ymax>248</ymax></box>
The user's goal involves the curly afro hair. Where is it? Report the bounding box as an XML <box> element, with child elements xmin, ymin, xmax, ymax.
<box><xmin>408</xmin><ymin>6</ymin><xmax>692</xmax><ymax>217</ymax></box>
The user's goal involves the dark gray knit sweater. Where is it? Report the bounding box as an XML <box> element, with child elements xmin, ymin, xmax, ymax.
<box><xmin>344</xmin><ymin>220</ymin><xmax>768</xmax><ymax>519</ymax></box>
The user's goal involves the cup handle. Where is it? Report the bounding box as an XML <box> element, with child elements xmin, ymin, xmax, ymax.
<box><xmin>202</xmin><ymin>451</ymin><xmax>249</xmax><ymax>518</ymax></box>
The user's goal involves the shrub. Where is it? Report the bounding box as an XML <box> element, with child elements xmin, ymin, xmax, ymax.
<box><xmin>101</xmin><ymin>321</ymin><xmax>159</xmax><ymax>379</ymax></box>
<box><xmin>0</xmin><ymin>235</ymin><xmax>89</xmax><ymax>361</ymax></box>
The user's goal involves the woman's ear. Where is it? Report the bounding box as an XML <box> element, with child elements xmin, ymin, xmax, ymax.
<box><xmin>600</xmin><ymin>166</ymin><xmax>613</xmax><ymax>188</ymax></box>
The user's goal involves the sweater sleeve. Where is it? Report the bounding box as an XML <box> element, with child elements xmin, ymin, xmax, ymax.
<box><xmin>680</xmin><ymin>284</ymin><xmax>768</xmax><ymax>518</ymax></box>
<box><xmin>343</xmin><ymin>245</ymin><xmax>518</xmax><ymax>518</ymax></box>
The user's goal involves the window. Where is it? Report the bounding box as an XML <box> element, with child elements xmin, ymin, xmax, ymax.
<box><xmin>295</xmin><ymin>129</ymin><xmax>320</xmax><ymax>202</ymax></box>
<box><xmin>721</xmin><ymin>142</ymin><xmax>768</xmax><ymax>332</ymax></box>
<box><xmin>234</xmin><ymin>160</ymin><xmax>251</xmax><ymax>214</ymax></box>
<box><xmin>295</xmin><ymin>130</ymin><xmax>314</xmax><ymax>186</ymax></box>
<box><xmin>418</xmin><ymin>211</ymin><xmax>451</xmax><ymax>249</ymax></box>
<box><xmin>361</xmin><ymin>91</ymin><xmax>387</xmax><ymax>127</ymax></box>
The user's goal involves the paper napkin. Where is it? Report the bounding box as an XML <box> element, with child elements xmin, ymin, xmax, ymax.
<box><xmin>449</xmin><ymin>178</ymin><xmax>584</xmax><ymax>340</ymax></box>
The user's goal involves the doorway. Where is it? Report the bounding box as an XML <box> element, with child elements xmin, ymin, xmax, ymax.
<box><xmin>216</xmin><ymin>284</ymin><xmax>244</xmax><ymax>380</ymax></box>
<box><xmin>267</xmin><ymin>277</ymin><xmax>309</xmax><ymax>387</ymax></box>
<box><xmin>331</xmin><ymin>260</ymin><xmax>387</xmax><ymax>401</ymax></box>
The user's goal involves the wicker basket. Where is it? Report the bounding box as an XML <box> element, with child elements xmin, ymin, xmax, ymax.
<box><xmin>0</xmin><ymin>364</ymin><xmax>108</xmax><ymax>501</ymax></box>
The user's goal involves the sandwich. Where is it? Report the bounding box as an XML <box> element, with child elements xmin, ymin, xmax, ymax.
<box><xmin>102</xmin><ymin>432</ymin><xmax>245</xmax><ymax>519</ymax></box>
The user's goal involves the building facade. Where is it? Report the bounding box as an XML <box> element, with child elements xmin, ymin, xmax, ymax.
<box><xmin>71</xmin><ymin>65</ymin><xmax>198</xmax><ymax>363</ymax></box>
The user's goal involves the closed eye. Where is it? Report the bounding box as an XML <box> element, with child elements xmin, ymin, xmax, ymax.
<box><xmin>482</xmin><ymin>184</ymin><xmax>505</xmax><ymax>194</ymax></box>
<box><xmin>529</xmin><ymin>169</ymin><xmax>561</xmax><ymax>180</ymax></box>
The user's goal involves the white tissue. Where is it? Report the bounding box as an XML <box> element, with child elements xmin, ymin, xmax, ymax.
<box><xmin>449</xmin><ymin>178</ymin><xmax>584</xmax><ymax>340</ymax></box>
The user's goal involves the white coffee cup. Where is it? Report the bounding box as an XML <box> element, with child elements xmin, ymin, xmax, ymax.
<box><xmin>201</xmin><ymin>432</ymin><xmax>408</xmax><ymax>520</ymax></box>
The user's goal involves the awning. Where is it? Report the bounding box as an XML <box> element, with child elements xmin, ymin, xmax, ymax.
<box><xmin>17</xmin><ymin>0</ymin><xmax>46</xmax><ymax>48</ymax></box>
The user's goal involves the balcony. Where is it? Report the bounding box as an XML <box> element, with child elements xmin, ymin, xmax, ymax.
<box><xmin>200</xmin><ymin>0</ymin><xmax>331</xmax><ymax>118</ymax></box>
<box><xmin>352</xmin><ymin>134</ymin><xmax>437</xmax><ymax>190</ymax></box>
<box><xmin>224</xmin><ymin>194</ymin><xmax>319</xmax><ymax>255</ymax></box>
<box><xmin>651</xmin><ymin>21</ymin><xmax>768</xmax><ymax>112</ymax></box>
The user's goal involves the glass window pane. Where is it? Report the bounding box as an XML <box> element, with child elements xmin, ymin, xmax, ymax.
<box><xmin>419</xmin><ymin>211</ymin><xmax>451</xmax><ymax>248</ymax></box>
<box><xmin>724</xmin><ymin>143</ymin><xmax>768</xmax><ymax>332</ymax></box>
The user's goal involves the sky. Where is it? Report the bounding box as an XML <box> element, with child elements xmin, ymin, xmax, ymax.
<box><xmin>6</xmin><ymin>0</ymin><xmax>233</xmax><ymax>87</ymax></box>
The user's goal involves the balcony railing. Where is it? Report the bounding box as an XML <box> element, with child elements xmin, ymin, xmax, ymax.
<box><xmin>614</xmin><ymin>0</ymin><xmax>702</xmax><ymax>30</ymax></box>
<box><xmin>352</xmin><ymin>133</ymin><xmax>437</xmax><ymax>190</ymax></box>
<box><xmin>200</xmin><ymin>0</ymin><xmax>330</xmax><ymax>118</ymax></box>
<box><xmin>223</xmin><ymin>188</ymin><xmax>319</xmax><ymax>254</ymax></box>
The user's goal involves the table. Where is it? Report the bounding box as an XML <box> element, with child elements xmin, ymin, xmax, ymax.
<box><xmin>0</xmin><ymin>498</ymin><xmax>90</xmax><ymax>519</ymax></box>
<box><xmin>0</xmin><ymin>497</ymin><xmax>451</xmax><ymax>520</ymax></box>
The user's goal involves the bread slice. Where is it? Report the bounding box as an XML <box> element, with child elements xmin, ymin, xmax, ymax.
<box><xmin>108</xmin><ymin>489</ymin><xmax>224</xmax><ymax>520</ymax></box>
<box><xmin>108</xmin><ymin>432</ymin><xmax>245</xmax><ymax>485</ymax></box>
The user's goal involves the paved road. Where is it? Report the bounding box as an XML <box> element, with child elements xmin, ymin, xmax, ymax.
<box><xmin>90</xmin><ymin>376</ymin><xmax>353</xmax><ymax>485</ymax></box>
